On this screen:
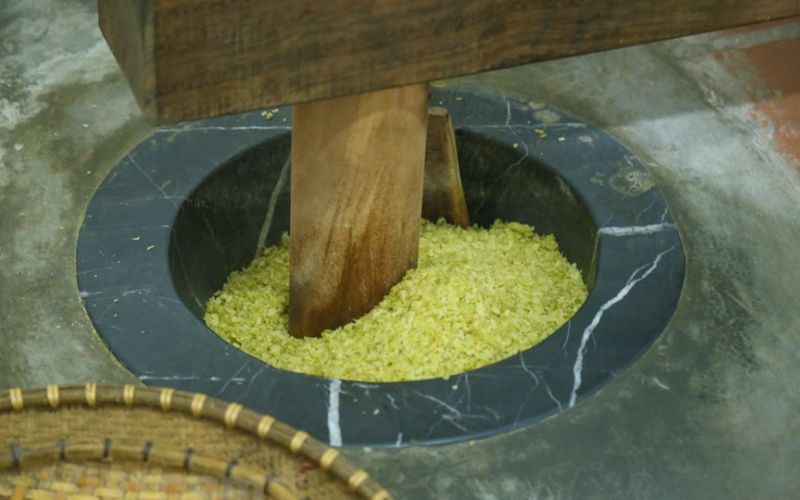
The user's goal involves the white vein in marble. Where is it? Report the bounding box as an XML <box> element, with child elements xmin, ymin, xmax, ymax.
<box><xmin>598</xmin><ymin>222</ymin><xmax>675</xmax><ymax>236</ymax></box>
<box><xmin>569</xmin><ymin>246</ymin><xmax>675</xmax><ymax>407</ymax></box>
<box><xmin>543</xmin><ymin>380</ymin><xmax>564</xmax><ymax>411</ymax></box>
<box><xmin>328</xmin><ymin>379</ymin><xmax>343</xmax><ymax>447</ymax></box>
<box><xmin>415</xmin><ymin>391</ymin><xmax>498</xmax><ymax>434</ymax></box>
<box><xmin>155</xmin><ymin>125</ymin><xmax>291</xmax><ymax>133</ymax></box>
<box><xmin>254</xmin><ymin>155</ymin><xmax>290</xmax><ymax>259</ymax></box>
<box><xmin>127</xmin><ymin>153</ymin><xmax>178</xmax><ymax>208</ymax></box>
<box><xmin>461</xmin><ymin>123</ymin><xmax>588</xmax><ymax>130</ymax></box>
<box><xmin>218</xmin><ymin>361</ymin><xmax>250</xmax><ymax>394</ymax></box>
<box><xmin>138</xmin><ymin>374</ymin><xmax>245</xmax><ymax>383</ymax></box>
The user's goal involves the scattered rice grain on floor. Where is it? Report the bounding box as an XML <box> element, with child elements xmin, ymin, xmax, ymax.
<box><xmin>205</xmin><ymin>220</ymin><xmax>587</xmax><ymax>382</ymax></box>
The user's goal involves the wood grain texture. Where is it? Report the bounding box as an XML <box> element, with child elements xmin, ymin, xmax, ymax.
<box><xmin>289</xmin><ymin>84</ymin><xmax>429</xmax><ymax>338</ymax></box>
<box><xmin>97</xmin><ymin>0</ymin><xmax>800</xmax><ymax>123</ymax></box>
<box><xmin>423</xmin><ymin>107</ymin><xmax>470</xmax><ymax>228</ymax></box>
<box><xmin>97</xmin><ymin>0</ymin><xmax>156</xmax><ymax>120</ymax></box>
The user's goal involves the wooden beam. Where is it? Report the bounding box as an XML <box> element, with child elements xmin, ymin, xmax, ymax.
<box><xmin>289</xmin><ymin>84</ymin><xmax>429</xmax><ymax>338</ymax></box>
<box><xmin>97</xmin><ymin>1</ymin><xmax>800</xmax><ymax>123</ymax></box>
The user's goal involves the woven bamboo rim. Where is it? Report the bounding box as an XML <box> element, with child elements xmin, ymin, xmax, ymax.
<box><xmin>0</xmin><ymin>384</ymin><xmax>390</xmax><ymax>500</ymax></box>
<box><xmin>1</xmin><ymin>437</ymin><xmax>298</xmax><ymax>499</ymax></box>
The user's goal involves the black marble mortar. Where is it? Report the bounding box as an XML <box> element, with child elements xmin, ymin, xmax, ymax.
<box><xmin>77</xmin><ymin>87</ymin><xmax>684</xmax><ymax>447</ymax></box>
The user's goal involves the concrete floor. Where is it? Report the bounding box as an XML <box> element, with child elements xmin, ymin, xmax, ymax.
<box><xmin>2</xmin><ymin>1</ymin><xmax>799</xmax><ymax>498</ymax></box>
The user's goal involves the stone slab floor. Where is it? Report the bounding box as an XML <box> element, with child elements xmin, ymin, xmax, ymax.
<box><xmin>1</xmin><ymin>2</ymin><xmax>799</xmax><ymax>498</ymax></box>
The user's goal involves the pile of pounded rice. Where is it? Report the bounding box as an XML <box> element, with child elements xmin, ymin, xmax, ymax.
<box><xmin>204</xmin><ymin>220</ymin><xmax>586</xmax><ymax>382</ymax></box>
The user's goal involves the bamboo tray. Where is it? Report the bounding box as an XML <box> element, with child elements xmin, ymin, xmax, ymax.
<box><xmin>0</xmin><ymin>384</ymin><xmax>390</xmax><ymax>499</ymax></box>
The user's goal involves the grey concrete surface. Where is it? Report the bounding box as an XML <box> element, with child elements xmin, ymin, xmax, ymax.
<box><xmin>0</xmin><ymin>0</ymin><xmax>145</xmax><ymax>386</ymax></box>
<box><xmin>2</xmin><ymin>1</ymin><xmax>799</xmax><ymax>498</ymax></box>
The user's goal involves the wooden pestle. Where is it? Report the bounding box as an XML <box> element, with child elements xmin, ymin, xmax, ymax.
<box><xmin>423</xmin><ymin>107</ymin><xmax>470</xmax><ymax>228</ymax></box>
<box><xmin>289</xmin><ymin>84</ymin><xmax>429</xmax><ymax>338</ymax></box>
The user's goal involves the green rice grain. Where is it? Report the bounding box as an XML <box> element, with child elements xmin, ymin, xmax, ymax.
<box><xmin>204</xmin><ymin>219</ymin><xmax>587</xmax><ymax>382</ymax></box>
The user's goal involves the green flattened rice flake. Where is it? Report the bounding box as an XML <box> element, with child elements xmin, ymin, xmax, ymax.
<box><xmin>204</xmin><ymin>220</ymin><xmax>587</xmax><ymax>382</ymax></box>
